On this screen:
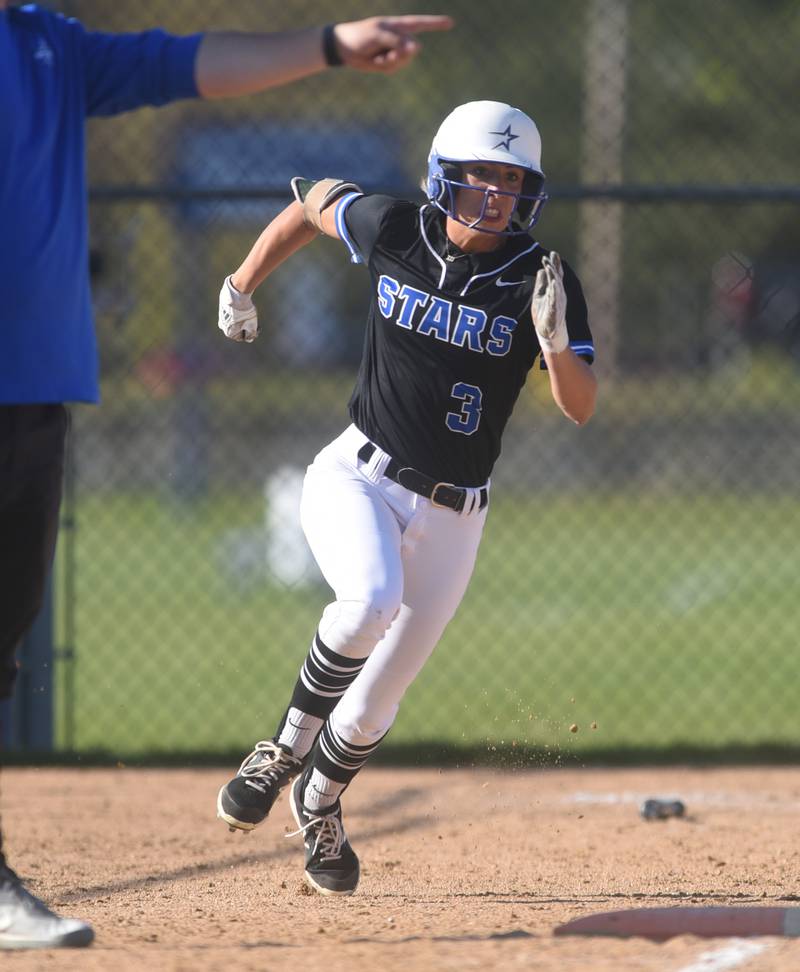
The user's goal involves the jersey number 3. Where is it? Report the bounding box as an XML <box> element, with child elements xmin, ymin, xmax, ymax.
<box><xmin>446</xmin><ymin>382</ymin><xmax>483</xmax><ymax>436</ymax></box>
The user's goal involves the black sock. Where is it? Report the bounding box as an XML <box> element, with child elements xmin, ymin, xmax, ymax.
<box><xmin>275</xmin><ymin>632</ymin><xmax>368</xmax><ymax>757</ymax></box>
<box><xmin>301</xmin><ymin>721</ymin><xmax>386</xmax><ymax>812</ymax></box>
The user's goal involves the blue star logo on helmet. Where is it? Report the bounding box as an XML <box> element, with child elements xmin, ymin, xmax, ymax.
<box><xmin>489</xmin><ymin>125</ymin><xmax>519</xmax><ymax>151</ymax></box>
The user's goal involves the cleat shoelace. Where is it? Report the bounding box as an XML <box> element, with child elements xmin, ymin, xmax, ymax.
<box><xmin>238</xmin><ymin>741</ymin><xmax>300</xmax><ymax>794</ymax></box>
<box><xmin>286</xmin><ymin>812</ymin><xmax>345</xmax><ymax>862</ymax></box>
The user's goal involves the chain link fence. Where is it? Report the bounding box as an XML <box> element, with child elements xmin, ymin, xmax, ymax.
<box><xmin>35</xmin><ymin>0</ymin><xmax>800</xmax><ymax>760</ymax></box>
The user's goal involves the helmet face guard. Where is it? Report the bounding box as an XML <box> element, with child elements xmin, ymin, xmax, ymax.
<box><xmin>425</xmin><ymin>101</ymin><xmax>549</xmax><ymax>236</ymax></box>
<box><xmin>428</xmin><ymin>164</ymin><xmax>548</xmax><ymax>235</ymax></box>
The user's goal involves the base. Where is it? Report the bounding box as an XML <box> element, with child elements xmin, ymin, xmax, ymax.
<box><xmin>554</xmin><ymin>906</ymin><xmax>800</xmax><ymax>940</ymax></box>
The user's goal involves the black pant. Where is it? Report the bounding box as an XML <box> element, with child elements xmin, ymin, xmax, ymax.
<box><xmin>0</xmin><ymin>404</ymin><xmax>68</xmax><ymax>863</ymax></box>
<box><xmin>0</xmin><ymin>405</ymin><xmax>67</xmax><ymax>699</ymax></box>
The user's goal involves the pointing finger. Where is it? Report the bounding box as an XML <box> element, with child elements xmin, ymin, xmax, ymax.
<box><xmin>377</xmin><ymin>15</ymin><xmax>455</xmax><ymax>35</ymax></box>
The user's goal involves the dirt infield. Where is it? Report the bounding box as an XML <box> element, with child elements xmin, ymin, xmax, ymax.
<box><xmin>2</xmin><ymin>764</ymin><xmax>800</xmax><ymax>970</ymax></box>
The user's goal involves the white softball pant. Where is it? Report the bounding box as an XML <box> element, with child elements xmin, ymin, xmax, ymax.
<box><xmin>299</xmin><ymin>424</ymin><xmax>489</xmax><ymax>748</ymax></box>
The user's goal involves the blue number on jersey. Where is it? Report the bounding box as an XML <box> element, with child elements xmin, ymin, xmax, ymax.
<box><xmin>446</xmin><ymin>382</ymin><xmax>483</xmax><ymax>435</ymax></box>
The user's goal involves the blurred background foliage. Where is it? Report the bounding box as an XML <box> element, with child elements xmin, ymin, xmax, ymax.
<box><xmin>15</xmin><ymin>0</ymin><xmax>799</xmax><ymax>763</ymax></box>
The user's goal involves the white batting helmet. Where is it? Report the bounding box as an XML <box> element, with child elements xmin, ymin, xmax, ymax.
<box><xmin>426</xmin><ymin>101</ymin><xmax>548</xmax><ymax>233</ymax></box>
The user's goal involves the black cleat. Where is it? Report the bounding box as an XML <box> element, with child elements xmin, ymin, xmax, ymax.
<box><xmin>288</xmin><ymin>771</ymin><xmax>359</xmax><ymax>896</ymax></box>
<box><xmin>0</xmin><ymin>864</ymin><xmax>94</xmax><ymax>950</ymax></box>
<box><xmin>217</xmin><ymin>740</ymin><xmax>303</xmax><ymax>831</ymax></box>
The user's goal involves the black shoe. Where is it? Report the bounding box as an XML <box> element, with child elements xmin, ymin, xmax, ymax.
<box><xmin>217</xmin><ymin>740</ymin><xmax>304</xmax><ymax>831</ymax></box>
<box><xmin>288</xmin><ymin>771</ymin><xmax>360</xmax><ymax>896</ymax></box>
<box><xmin>0</xmin><ymin>864</ymin><xmax>94</xmax><ymax>950</ymax></box>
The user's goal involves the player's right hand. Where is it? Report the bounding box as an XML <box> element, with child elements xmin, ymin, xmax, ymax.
<box><xmin>218</xmin><ymin>275</ymin><xmax>259</xmax><ymax>343</ymax></box>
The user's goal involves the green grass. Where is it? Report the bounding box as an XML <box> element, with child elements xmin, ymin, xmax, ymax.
<box><xmin>53</xmin><ymin>488</ymin><xmax>800</xmax><ymax>760</ymax></box>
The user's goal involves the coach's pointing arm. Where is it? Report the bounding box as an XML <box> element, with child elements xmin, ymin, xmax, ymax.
<box><xmin>195</xmin><ymin>16</ymin><xmax>454</xmax><ymax>98</ymax></box>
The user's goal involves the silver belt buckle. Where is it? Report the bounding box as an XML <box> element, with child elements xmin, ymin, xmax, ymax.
<box><xmin>430</xmin><ymin>481</ymin><xmax>458</xmax><ymax>509</ymax></box>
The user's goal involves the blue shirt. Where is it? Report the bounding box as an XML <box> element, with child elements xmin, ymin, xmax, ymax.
<box><xmin>0</xmin><ymin>5</ymin><xmax>202</xmax><ymax>403</ymax></box>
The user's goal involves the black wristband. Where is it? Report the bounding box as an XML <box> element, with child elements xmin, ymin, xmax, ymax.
<box><xmin>322</xmin><ymin>24</ymin><xmax>343</xmax><ymax>67</ymax></box>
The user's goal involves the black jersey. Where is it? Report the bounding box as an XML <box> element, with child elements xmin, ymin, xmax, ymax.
<box><xmin>337</xmin><ymin>194</ymin><xmax>594</xmax><ymax>487</ymax></box>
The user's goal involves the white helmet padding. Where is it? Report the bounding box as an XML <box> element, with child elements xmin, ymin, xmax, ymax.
<box><xmin>426</xmin><ymin>101</ymin><xmax>548</xmax><ymax>234</ymax></box>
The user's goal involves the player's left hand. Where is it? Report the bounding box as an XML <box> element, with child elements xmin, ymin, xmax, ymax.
<box><xmin>333</xmin><ymin>16</ymin><xmax>454</xmax><ymax>74</ymax></box>
<box><xmin>218</xmin><ymin>275</ymin><xmax>259</xmax><ymax>343</ymax></box>
<box><xmin>531</xmin><ymin>251</ymin><xmax>568</xmax><ymax>354</ymax></box>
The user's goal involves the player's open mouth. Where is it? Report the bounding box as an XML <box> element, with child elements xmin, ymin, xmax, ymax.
<box><xmin>479</xmin><ymin>207</ymin><xmax>504</xmax><ymax>222</ymax></box>
<box><xmin>459</xmin><ymin>204</ymin><xmax>510</xmax><ymax>230</ymax></box>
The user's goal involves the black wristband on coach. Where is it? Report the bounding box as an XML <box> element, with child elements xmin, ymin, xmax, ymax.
<box><xmin>322</xmin><ymin>24</ymin><xmax>343</xmax><ymax>67</ymax></box>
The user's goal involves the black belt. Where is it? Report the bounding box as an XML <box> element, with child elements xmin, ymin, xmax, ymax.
<box><xmin>357</xmin><ymin>442</ymin><xmax>488</xmax><ymax>513</ymax></box>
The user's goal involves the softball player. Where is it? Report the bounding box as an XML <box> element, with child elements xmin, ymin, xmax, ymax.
<box><xmin>216</xmin><ymin>101</ymin><xmax>597</xmax><ymax>896</ymax></box>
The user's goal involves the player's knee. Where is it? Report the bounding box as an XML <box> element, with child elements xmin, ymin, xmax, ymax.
<box><xmin>334</xmin><ymin>701</ymin><xmax>398</xmax><ymax>744</ymax></box>
<box><xmin>319</xmin><ymin>595</ymin><xmax>400</xmax><ymax>658</ymax></box>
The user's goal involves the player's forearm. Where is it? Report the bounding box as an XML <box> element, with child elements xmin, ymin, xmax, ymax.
<box><xmin>231</xmin><ymin>202</ymin><xmax>317</xmax><ymax>294</ymax></box>
<box><xmin>543</xmin><ymin>350</ymin><xmax>597</xmax><ymax>425</ymax></box>
<box><xmin>195</xmin><ymin>28</ymin><xmax>326</xmax><ymax>98</ymax></box>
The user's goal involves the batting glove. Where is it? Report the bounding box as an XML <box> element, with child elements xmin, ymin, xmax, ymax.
<box><xmin>218</xmin><ymin>275</ymin><xmax>259</xmax><ymax>343</ymax></box>
<box><xmin>531</xmin><ymin>251</ymin><xmax>568</xmax><ymax>354</ymax></box>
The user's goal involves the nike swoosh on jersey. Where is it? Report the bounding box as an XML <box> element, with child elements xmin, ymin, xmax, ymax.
<box><xmin>495</xmin><ymin>276</ymin><xmax>525</xmax><ymax>287</ymax></box>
